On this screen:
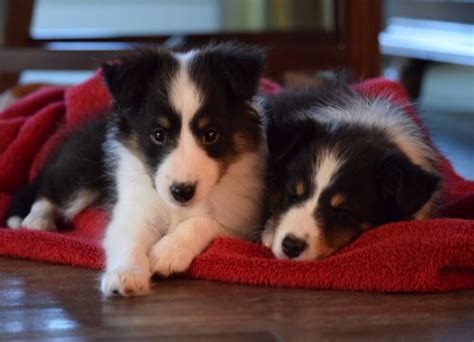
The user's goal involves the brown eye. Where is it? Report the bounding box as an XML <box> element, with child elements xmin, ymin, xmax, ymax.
<box><xmin>202</xmin><ymin>129</ymin><xmax>219</xmax><ymax>145</ymax></box>
<box><xmin>151</xmin><ymin>128</ymin><xmax>166</xmax><ymax>144</ymax></box>
<box><xmin>291</xmin><ymin>181</ymin><xmax>305</xmax><ymax>198</ymax></box>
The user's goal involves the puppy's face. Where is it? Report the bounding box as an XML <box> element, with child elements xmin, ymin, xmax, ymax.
<box><xmin>103</xmin><ymin>44</ymin><xmax>264</xmax><ymax>208</ymax></box>
<box><xmin>265</xmin><ymin>116</ymin><xmax>439</xmax><ymax>260</ymax></box>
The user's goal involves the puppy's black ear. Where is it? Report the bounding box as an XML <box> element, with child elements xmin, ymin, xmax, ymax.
<box><xmin>267</xmin><ymin>120</ymin><xmax>299</xmax><ymax>162</ymax></box>
<box><xmin>102</xmin><ymin>61</ymin><xmax>147</xmax><ymax>112</ymax></box>
<box><xmin>196</xmin><ymin>42</ymin><xmax>265</xmax><ymax>100</ymax></box>
<box><xmin>267</xmin><ymin>118</ymin><xmax>317</xmax><ymax>163</ymax></box>
<box><xmin>379</xmin><ymin>154</ymin><xmax>439</xmax><ymax>218</ymax></box>
<box><xmin>101</xmin><ymin>48</ymin><xmax>175</xmax><ymax>111</ymax></box>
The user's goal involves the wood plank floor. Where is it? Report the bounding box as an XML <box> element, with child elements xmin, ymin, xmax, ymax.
<box><xmin>0</xmin><ymin>257</ymin><xmax>473</xmax><ymax>341</ymax></box>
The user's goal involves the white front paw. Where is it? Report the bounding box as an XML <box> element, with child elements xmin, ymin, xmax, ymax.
<box><xmin>101</xmin><ymin>267</ymin><xmax>150</xmax><ymax>297</ymax></box>
<box><xmin>21</xmin><ymin>213</ymin><xmax>57</xmax><ymax>231</ymax></box>
<box><xmin>149</xmin><ymin>235</ymin><xmax>196</xmax><ymax>278</ymax></box>
<box><xmin>261</xmin><ymin>224</ymin><xmax>275</xmax><ymax>248</ymax></box>
<box><xmin>6</xmin><ymin>216</ymin><xmax>22</xmax><ymax>229</ymax></box>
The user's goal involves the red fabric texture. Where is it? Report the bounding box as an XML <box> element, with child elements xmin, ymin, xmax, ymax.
<box><xmin>0</xmin><ymin>73</ymin><xmax>473</xmax><ymax>292</ymax></box>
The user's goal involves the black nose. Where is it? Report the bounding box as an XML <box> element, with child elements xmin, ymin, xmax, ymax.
<box><xmin>282</xmin><ymin>235</ymin><xmax>307</xmax><ymax>258</ymax></box>
<box><xmin>170</xmin><ymin>182</ymin><xmax>195</xmax><ymax>203</ymax></box>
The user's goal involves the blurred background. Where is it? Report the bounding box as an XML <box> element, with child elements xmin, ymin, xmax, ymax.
<box><xmin>0</xmin><ymin>0</ymin><xmax>472</xmax><ymax>178</ymax></box>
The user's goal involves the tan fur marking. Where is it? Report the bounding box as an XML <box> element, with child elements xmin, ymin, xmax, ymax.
<box><xmin>330</xmin><ymin>193</ymin><xmax>346</xmax><ymax>208</ymax></box>
<box><xmin>197</xmin><ymin>117</ymin><xmax>209</xmax><ymax>130</ymax></box>
<box><xmin>233</xmin><ymin>132</ymin><xmax>252</xmax><ymax>153</ymax></box>
<box><xmin>295</xmin><ymin>181</ymin><xmax>305</xmax><ymax>196</ymax></box>
<box><xmin>157</xmin><ymin>116</ymin><xmax>170</xmax><ymax>129</ymax></box>
<box><xmin>313</xmin><ymin>238</ymin><xmax>336</xmax><ymax>259</ymax></box>
<box><xmin>317</xmin><ymin>230</ymin><xmax>354</xmax><ymax>259</ymax></box>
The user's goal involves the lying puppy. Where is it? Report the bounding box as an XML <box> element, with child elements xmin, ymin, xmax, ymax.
<box><xmin>262</xmin><ymin>82</ymin><xmax>440</xmax><ymax>260</ymax></box>
<box><xmin>6</xmin><ymin>43</ymin><xmax>267</xmax><ymax>296</ymax></box>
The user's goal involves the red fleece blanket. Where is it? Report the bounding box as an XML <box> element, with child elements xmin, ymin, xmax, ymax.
<box><xmin>0</xmin><ymin>74</ymin><xmax>473</xmax><ymax>292</ymax></box>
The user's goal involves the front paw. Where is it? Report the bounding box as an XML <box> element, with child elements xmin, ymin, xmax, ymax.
<box><xmin>261</xmin><ymin>224</ymin><xmax>275</xmax><ymax>248</ymax></box>
<box><xmin>101</xmin><ymin>267</ymin><xmax>150</xmax><ymax>297</ymax></box>
<box><xmin>149</xmin><ymin>235</ymin><xmax>196</xmax><ymax>278</ymax></box>
<box><xmin>21</xmin><ymin>213</ymin><xmax>57</xmax><ymax>231</ymax></box>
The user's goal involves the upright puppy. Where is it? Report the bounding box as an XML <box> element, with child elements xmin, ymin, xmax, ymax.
<box><xmin>262</xmin><ymin>82</ymin><xmax>440</xmax><ymax>260</ymax></box>
<box><xmin>6</xmin><ymin>43</ymin><xmax>267</xmax><ymax>296</ymax></box>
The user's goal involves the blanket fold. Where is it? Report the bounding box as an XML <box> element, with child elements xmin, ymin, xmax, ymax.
<box><xmin>0</xmin><ymin>73</ymin><xmax>473</xmax><ymax>292</ymax></box>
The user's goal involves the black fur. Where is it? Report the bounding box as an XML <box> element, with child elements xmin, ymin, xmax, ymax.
<box><xmin>5</xmin><ymin>178</ymin><xmax>40</xmax><ymax>219</ymax></box>
<box><xmin>378</xmin><ymin>152</ymin><xmax>440</xmax><ymax>220</ymax></box>
<box><xmin>102</xmin><ymin>47</ymin><xmax>179</xmax><ymax>114</ymax></box>
<box><xmin>188</xmin><ymin>42</ymin><xmax>265</xmax><ymax>166</ymax></box>
<box><xmin>6</xmin><ymin>118</ymin><xmax>109</xmax><ymax>222</ymax></box>
<box><xmin>190</xmin><ymin>42</ymin><xmax>265</xmax><ymax>101</ymax></box>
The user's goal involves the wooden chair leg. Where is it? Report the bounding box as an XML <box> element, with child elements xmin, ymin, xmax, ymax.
<box><xmin>400</xmin><ymin>59</ymin><xmax>429</xmax><ymax>100</ymax></box>
<box><xmin>0</xmin><ymin>0</ymin><xmax>35</xmax><ymax>92</ymax></box>
<box><xmin>0</xmin><ymin>73</ymin><xmax>20</xmax><ymax>92</ymax></box>
<box><xmin>4</xmin><ymin>0</ymin><xmax>34</xmax><ymax>46</ymax></box>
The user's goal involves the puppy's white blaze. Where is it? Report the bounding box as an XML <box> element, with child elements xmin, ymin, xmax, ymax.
<box><xmin>272</xmin><ymin>150</ymin><xmax>344</xmax><ymax>259</ymax></box>
<box><xmin>170</xmin><ymin>52</ymin><xmax>201</xmax><ymax>125</ymax></box>
<box><xmin>157</xmin><ymin>51</ymin><xmax>220</xmax><ymax>206</ymax></box>
<box><xmin>313</xmin><ymin>151</ymin><xmax>344</xmax><ymax>206</ymax></box>
<box><xmin>175</xmin><ymin>50</ymin><xmax>196</xmax><ymax>64</ymax></box>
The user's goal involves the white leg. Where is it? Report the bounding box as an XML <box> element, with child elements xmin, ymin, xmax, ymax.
<box><xmin>149</xmin><ymin>216</ymin><xmax>227</xmax><ymax>277</ymax></box>
<box><xmin>261</xmin><ymin>219</ymin><xmax>276</xmax><ymax>248</ymax></box>
<box><xmin>100</xmin><ymin>211</ymin><xmax>162</xmax><ymax>297</ymax></box>
<box><xmin>21</xmin><ymin>198</ymin><xmax>57</xmax><ymax>231</ymax></box>
<box><xmin>100</xmin><ymin>142</ymin><xmax>169</xmax><ymax>297</ymax></box>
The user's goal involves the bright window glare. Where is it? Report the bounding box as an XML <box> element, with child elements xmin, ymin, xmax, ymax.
<box><xmin>379</xmin><ymin>18</ymin><xmax>474</xmax><ymax>66</ymax></box>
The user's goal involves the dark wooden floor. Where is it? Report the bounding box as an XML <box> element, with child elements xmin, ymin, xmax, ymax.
<box><xmin>0</xmin><ymin>257</ymin><xmax>473</xmax><ymax>341</ymax></box>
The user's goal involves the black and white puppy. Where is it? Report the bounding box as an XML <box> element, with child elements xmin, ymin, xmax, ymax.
<box><xmin>6</xmin><ymin>43</ymin><xmax>267</xmax><ymax>296</ymax></box>
<box><xmin>262</xmin><ymin>83</ymin><xmax>440</xmax><ymax>260</ymax></box>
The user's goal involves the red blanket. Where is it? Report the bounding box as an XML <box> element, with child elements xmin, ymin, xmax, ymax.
<box><xmin>0</xmin><ymin>73</ymin><xmax>473</xmax><ymax>292</ymax></box>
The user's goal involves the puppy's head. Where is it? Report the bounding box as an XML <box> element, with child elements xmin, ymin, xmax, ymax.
<box><xmin>102</xmin><ymin>43</ymin><xmax>265</xmax><ymax>207</ymax></box>
<box><xmin>265</xmin><ymin>101</ymin><xmax>439</xmax><ymax>260</ymax></box>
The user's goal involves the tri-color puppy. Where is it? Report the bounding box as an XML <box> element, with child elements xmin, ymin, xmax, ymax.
<box><xmin>262</xmin><ymin>82</ymin><xmax>440</xmax><ymax>260</ymax></box>
<box><xmin>6</xmin><ymin>43</ymin><xmax>267</xmax><ymax>296</ymax></box>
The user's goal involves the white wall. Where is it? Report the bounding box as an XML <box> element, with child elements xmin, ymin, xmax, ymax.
<box><xmin>31</xmin><ymin>0</ymin><xmax>221</xmax><ymax>38</ymax></box>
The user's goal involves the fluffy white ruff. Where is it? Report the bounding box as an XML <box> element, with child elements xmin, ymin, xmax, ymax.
<box><xmin>300</xmin><ymin>95</ymin><xmax>439</xmax><ymax>220</ymax></box>
<box><xmin>310</xmin><ymin>96</ymin><xmax>437</xmax><ymax>173</ymax></box>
